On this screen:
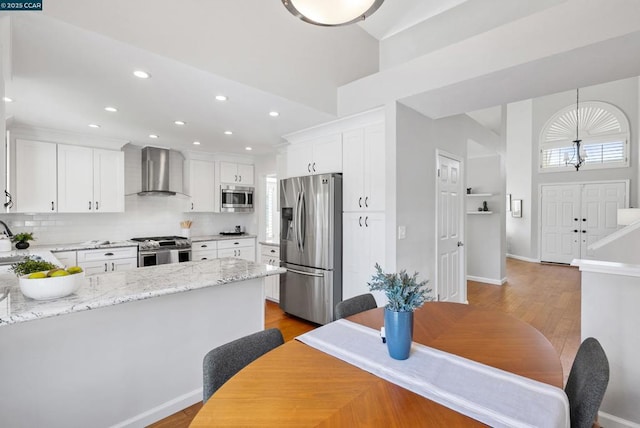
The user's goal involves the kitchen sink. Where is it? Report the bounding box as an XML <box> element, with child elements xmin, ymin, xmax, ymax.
<box><xmin>0</xmin><ymin>255</ymin><xmax>26</xmax><ymax>266</ymax></box>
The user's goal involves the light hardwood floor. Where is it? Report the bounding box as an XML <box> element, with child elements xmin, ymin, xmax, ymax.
<box><xmin>149</xmin><ymin>258</ymin><xmax>581</xmax><ymax>428</ymax></box>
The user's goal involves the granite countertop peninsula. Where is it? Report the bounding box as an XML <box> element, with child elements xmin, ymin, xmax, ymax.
<box><xmin>0</xmin><ymin>258</ymin><xmax>285</xmax><ymax>327</ymax></box>
<box><xmin>34</xmin><ymin>240</ymin><xmax>139</xmax><ymax>252</ymax></box>
<box><xmin>191</xmin><ymin>234</ymin><xmax>257</xmax><ymax>242</ymax></box>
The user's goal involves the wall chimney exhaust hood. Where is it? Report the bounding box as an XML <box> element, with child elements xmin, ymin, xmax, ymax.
<box><xmin>138</xmin><ymin>146</ymin><xmax>177</xmax><ymax>196</ymax></box>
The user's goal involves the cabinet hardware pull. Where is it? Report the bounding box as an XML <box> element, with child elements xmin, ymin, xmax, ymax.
<box><xmin>104</xmin><ymin>263</ymin><xmax>108</xmax><ymax>272</ymax></box>
<box><xmin>201</xmin><ymin>244</ymin><xmax>207</xmax><ymax>248</ymax></box>
<box><xmin>96</xmin><ymin>201</ymin><xmax>99</xmax><ymax>211</ymax></box>
<box><xmin>582</xmin><ymin>218</ymin><xmax>587</xmax><ymax>221</ymax></box>
<box><xmin>365</xmin><ymin>197</ymin><xmax>369</xmax><ymax>207</ymax></box>
<box><xmin>112</xmin><ymin>262</ymin><xmax>115</xmax><ymax>271</ymax></box>
<box><xmin>239</xmin><ymin>175</ymin><xmax>242</xmax><ymax>182</ymax></box>
<box><xmin>234</xmin><ymin>242</ymin><xmax>239</xmax><ymax>245</ymax></box>
<box><xmin>191</xmin><ymin>202</ymin><xmax>194</xmax><ymax>210</ymax></box>
<box><xmin>89</xmin><ymin>201</ymin><xmax>92</xmax><ymax>210</ymax></box>
<box><xmin>582</xmin><ymin>230</ymin><xmax>587</xmax><ymax>233</ymax></box>
<box><xmin>104</xmin><ymin>252</ymin><xmax>114</xmax><ymax>256</ymax></box>
<box><xmin>235</xmin><ymin>175</ymin><xmax>238</xmax><ymax>182</ymax></box>
<box><xmin>312</xmin><ymin>162</ymin><xmax>316</xmax><ymax>172</ymax></box>
<box><xmin>359</xmin><ymin>216</ymin><xmax>362</xmax><ymax>227</ymax></box>
<box><xmin>202</xmin><ymin>257</ymin><xmax>207</xmax><ymax>260</ymax></box>
<box><xmin>573</xmin><ymin>230</ymin><xmax>578</xmax><ymax>233</ymax></box>
<box><xmin>359</xmin><ymin>197</ymin><xmax>362</xmax><ymax>207</ymax></box>
<box><xmin>270</xmin><ymin>249</ymin><xmax>275</xmax><ymax>253</ymax></box>
<box><xmin>574</xmin><ymin>218</ymin><xmax>578</xmax><ymax>221</ymax></box>
<box><xmin>307</xmin><ymin>163</ymin><xmax>311</xmax><ymax>173</ymax></box>
<box><xmin>51</xmin><ymin>201</ymin><xmax>55</xmax><ymax>211</ymax></box>
<box><xmin>365</xmin><ymin>216</ymin><xmax>369</xmax><ymax>227</ymax></box>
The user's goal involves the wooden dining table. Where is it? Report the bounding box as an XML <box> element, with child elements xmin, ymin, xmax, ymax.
<box><xmin>190</xmin><ymin>302</ymin><xmax>563</xmax><ymax>427</ymax></box>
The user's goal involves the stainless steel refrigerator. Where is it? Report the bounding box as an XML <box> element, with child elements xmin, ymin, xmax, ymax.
<box><xmin>279</xmin><ymin>173</ymin><xmax>342</xmax><ymax>325</ymax></box>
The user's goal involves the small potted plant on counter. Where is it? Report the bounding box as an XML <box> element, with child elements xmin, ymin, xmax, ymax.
<box><xmin>368</xmin><ymin>263</ymin><xmax>432</xmax><ymax>360</ymax></box>
<box><xmin>12</xmin><ymin>232</ymin><xmax>35</xmax><ymax>250</ymax></box>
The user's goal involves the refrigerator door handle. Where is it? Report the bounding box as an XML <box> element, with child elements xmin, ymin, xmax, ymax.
<box><xmin>295</xmin><ymin>191</ymin><xmax>302</xmax><ymax>252</ymax></box>
<box><xmin>286</xmin><ymin>267</ymin><xmax>324</xmax><ymax>278</ymax></box>
<box><xmin>299</xmin><ymin>191</ymin><xmax>306</xmax><ymax>251</ymax></box>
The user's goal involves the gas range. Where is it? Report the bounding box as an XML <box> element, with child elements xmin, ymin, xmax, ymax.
<box><xmin>130</xmin><ymin>236</ymin><xmax>191</xmax><ymax>251</ymax></box>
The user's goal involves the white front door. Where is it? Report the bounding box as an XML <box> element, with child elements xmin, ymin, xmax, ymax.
<box><xmin>436</xmin><ymin>153</ymin><xmax>464</xmax><ymax>303</ymax></box>
<box><xmin>540</xmin><ymin>181</ymin><xmax>627</xmax><ymax>263</ymax></box>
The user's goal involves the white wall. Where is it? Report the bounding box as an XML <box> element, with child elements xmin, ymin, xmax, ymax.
<box><xmin>467</xmin><ymin>154</ymin><xmax>505</xmax><ymax>283</ymax></box>
<box><xmin>505</xmin><ymin>99</ymin><xmax>534</xmax><ymax>260</ymax></box>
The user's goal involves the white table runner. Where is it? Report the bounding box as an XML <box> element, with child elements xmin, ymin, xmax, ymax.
<box><xmin>297</xmin><ymin>319</ymin><xmax>569</xmax><ymax>428</ymax></box>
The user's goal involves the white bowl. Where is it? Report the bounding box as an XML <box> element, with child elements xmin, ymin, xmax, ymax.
<box><xmin>19</xmin><ymin>271</ymin><xmax>84</xmax><ymax>300</ymax></box>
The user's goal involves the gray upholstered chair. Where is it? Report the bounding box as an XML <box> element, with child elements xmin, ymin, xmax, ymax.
<box><xmin>202</xmin><ymin>328</ymin><xmax>284</xmax><ymax>403</ymax></box>
<box><xmin>565</xmin><ymin>337</ymin><xmax>609</xmax><ymax>428</ymax></box>
<box><xmin>335</xmin><ymin>293</ymin><xmax>377</xmax><ymax>320</ymax></box>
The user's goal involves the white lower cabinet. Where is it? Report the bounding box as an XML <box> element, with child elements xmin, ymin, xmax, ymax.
<box><xmin>218</xmin><ymin>238</ymin><xmax>256</xmax><ymax>262</ymax></box>
<box><xmin>260</xmin><ymin>245</ymin><xmax>280</xmax><ymax>302</ymax></box>
<box><xmin>77</xmin><ymin>247</ymin><xmax>138</xmax><ymax>276</ymax></box>
<box><xmin>52</xmin><ymin>250</ymin><xmax>77</xmax><ymax>268</ymax></box>
<box><xmin>192</xmin><ymin>240</ymin><xmax>218</xmax><ymax>261</ymax></box>
<box><xmin>342</xmin><ymin>212</ymin><xmax>386</xmax><ymax>300</ymax></box>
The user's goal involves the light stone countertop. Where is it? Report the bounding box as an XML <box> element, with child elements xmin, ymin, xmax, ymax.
<box><xmin>0</xmin><ymin>257</ymin><xmax>285</xmax><ymax>327</ymax></box>
<box><xmin>191</xmin><ymin>234</ymin><xmax>257</xmax><ymax>242</ymax></box>
<box><xmin>32</xmin><ymin>240</ymin><xmax>139</xmax><ymax>253</ymax></box>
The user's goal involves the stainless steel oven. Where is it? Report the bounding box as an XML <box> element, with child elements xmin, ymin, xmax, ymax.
<box><xmin>131</xmin><ymin>236</ymin><xmax>192</xmax><ymax>267</ymax></box>
<box><xmin>221</xmin><ymin>185</ymin><xmax>254</xmax><ymax>212</ymax></box>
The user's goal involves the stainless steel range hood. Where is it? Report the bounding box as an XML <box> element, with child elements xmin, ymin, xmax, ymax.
<box><xmin>138</xmin><ymin>147</ymin><xmax>177</xmax><ymax>196</ymax></box>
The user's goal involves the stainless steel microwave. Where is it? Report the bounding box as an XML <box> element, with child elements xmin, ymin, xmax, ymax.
<box><xmin>221</xmin><ymin>185</ymin><xmax>254</xmax><ymax>212</ymax></box>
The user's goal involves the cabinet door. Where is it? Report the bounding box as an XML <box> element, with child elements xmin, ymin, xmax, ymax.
<box><xmin>286</xmin><ymin>143</ymin><xmax>311</xmax><ymax>177</ymax></box>
<box><xmin>312</xmin><ymin>134</ymin><xmax>342</xmax><ymax>174</ymax></box>
<box><xmin>219</xmin><ymin>162</ymin><xmax>239</xmax><ymax>184</ymax></box>
<box><xmin>57</xmin><ymin>144</ymin><xmax>94</xmax><ymax>213</ymax></box>
<box><xmin>364</xmin><ymin>123</ymin><xmax>385</xmax><ymax>211</ymax></box>
<box><xmin>189</xmin><ymin>160</ymin><xmax>215</xmax><ymax>212</ymax></box>
<box><xmin>93</xmin><ymin>149</ymin><xmax>124</xmax><ymax>212</ymax></box>
<box><xmin>192</xmin><ymin>249</ymin><xmax>218</xmax><ymax>261</ymax></box>
<box><xmin>261</xmin><ymin>254</ymin><xmax>276</xmax><ymax>301</ymax></box>
<box><xmin>342</xmin><ymin>128</ymin><xmax>365</xmax><ymax>212</ymax></box>
<box><xmin>218</xmin><ymin>246</ymin><xmax>255</xmax><ymax>261</ymax></box>
<box><xmin>15</xmin><ymin>140</ymin><xmax>58</xmax><ymax>213</ymax></box>
<box><xmin>79</xmin><ymin>260</ymin><xmax>110</xmax><ymax>276</ymax></box>
<box><xmin>236</xmin><ymin>164</ymin><xmax>254</xmax><ymax>185</ymax></box>
<box><xmin>110</xmin><ymin>258</ymin><xmax>138</xmax><ymax>272</ymax></box>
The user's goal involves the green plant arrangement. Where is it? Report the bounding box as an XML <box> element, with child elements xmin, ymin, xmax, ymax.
<box><xmin>368</xmin><ymin>263</ymin><xmax>432</xmax><ymax>312</ymax></box>
<box><xmin>11</xmin><ymin>232</ymin><xmax>34</xmax><ymax>243</ymax></box>
<box><xmin>10</xmin><ymin>257</ymin><xmax>59</xmax><ymax>277</ymax></box>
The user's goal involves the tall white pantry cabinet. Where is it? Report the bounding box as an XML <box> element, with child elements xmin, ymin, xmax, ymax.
<box><xmin>283</xmin><ymin>108</ymin><xmax>386</xmax><ymax>303</ymax></box>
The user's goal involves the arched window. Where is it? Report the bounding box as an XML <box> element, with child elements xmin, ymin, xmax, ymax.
<box><xmin>539</xmin><ymin>101</ymin><xmax>629</xmax><ymax>171</ymax></box>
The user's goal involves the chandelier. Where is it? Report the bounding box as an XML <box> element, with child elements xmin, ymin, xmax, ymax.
<box><xmin>564</xmin><ymin>88</ymin><xmax>587</xmax><ymax>171</ymax></box>
<box><xmin>281</xmin><ymin>0</ymin><xmax>385</xmax><ymax>26</ymax></box>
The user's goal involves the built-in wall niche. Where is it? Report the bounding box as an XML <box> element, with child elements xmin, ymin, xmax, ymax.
<box><xmin>466</xmin><ymin>192</ymin><xmax>496</xmax><ymax>214</ymax></box>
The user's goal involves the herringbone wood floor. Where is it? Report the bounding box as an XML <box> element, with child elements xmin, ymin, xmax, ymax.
<box><xmin>149</xmin><ymin>258</ymin><xmax>581</xmax><ymax>428</ymax></box>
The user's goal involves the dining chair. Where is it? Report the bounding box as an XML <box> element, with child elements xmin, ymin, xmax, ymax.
<box><xmin>202</xmin><ymin>328</ymin><xmax>284</xmax><ymax>403</ymax></box>
<box><xmin>335</xmin><ymin>293</ymin><xmax>377</xmax><ymax>320</ymax></box>
<box><xmin>564</xmin><ymin>337</ymin><xmax>609</xmax><ymax>428</ymax></box>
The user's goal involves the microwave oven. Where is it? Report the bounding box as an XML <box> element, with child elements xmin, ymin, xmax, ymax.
<box><xmin>221</xmin><ymin>185</ymin><xmax>254</xmax><ymax>212</ymax></box>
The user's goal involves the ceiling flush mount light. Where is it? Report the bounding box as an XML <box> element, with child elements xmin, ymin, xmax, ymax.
<box><xmin>149</xmin><ymin>134</ymin><xmax>159</xmax><ymax>139</ymax></box>
<box><xmin>193</xmin><ymin>141</ymin><xmax>201</xmax><ymax>145</ymax></box>
<box><xmin>245</xmin><ymin>147</ymin><xmax>253</xmax><ymax>151</ymax></box>
<box><xmin>133</xmin><ymin>70</ymin><xmax>151</xmax><ymax>79</ymax></box>
<box><xmin>174</xmin><ymin>120</ymin><xmax>186</xmax><ymax>126</ymax></box>
<box><xmin>3</xmin><ymin>96</ymin><xmax>14</xmax><ymax>103</ymax></box>
<box><xmin>104</xmin><ymin>106</ymin><xmax>118</xmax><ymax>112</ymax></box>
<box><xmin>564</xmin><ymin>88</ymin><xmax>587</xmax><ymax>171</ymax></box>
<box><xmin>88</xmin><ymin>123</ymin><xmax>101</xmax><ymax>128</ymax></box>
<box><xmin>269</xmin><ymin>111</ymin><xmax>280</xmax><ymax>117</ymax></box>
<box><xmin>215</xmin><ymin>95</ymin><xmax>228</xmax><ymax>102</ymax></box>
<box><xmin>282</xmin><ymin>0</ymin><xmax>384</xmax><ymax>26</ymax></box>
<box><xmin>224</xmin><ymin>130</ymin><xmax>233</xmax><ymax>135</ymax></box>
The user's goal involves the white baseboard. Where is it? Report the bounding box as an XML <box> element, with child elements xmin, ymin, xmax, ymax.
<box><xmin>598</xmin><ymin>411</ymin><xmax>640</xmax><ymax>428</ymax></box>
<box><xmin>110</xmin><ymin>388</ymin><xmax>202</xmax><ymax>428</ymax></box>
<box><xmin>506</xmin><ymin>253</ymin><xmax>540</xmax><ymax>263</ymax></box>
<box><xmin>466</xmin><ymin>275</ymin><xmax>503</xmax><ymax>286</ymax></box>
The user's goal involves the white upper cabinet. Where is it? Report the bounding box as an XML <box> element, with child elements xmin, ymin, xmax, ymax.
<box><xmin>57</xmin><ymin>144</ymin><xmax>124</xmax><ymax>213</ymax></box>
<box><xmin>15</xmin><ymin>139</ymin><xmax>58</xmax><ymax>213</ymax></box>
<box><xmin>286</xmin><ymin>133</ymin><xmax>342</xmax><ymax>177</ymax></box>
<box><xmin>219</xmin><ymin>162</ymin><xmax>254</xmax><ymax>186</ymax></box>
<box><xmin>185</xmin><ymin>160</ymin><xmax>215</xmax><ymax>212</ymax></box>
<box><xmin>342</xmin><ymin>123</ymin><xmax>385</xmax><ymax>212</ymax></box>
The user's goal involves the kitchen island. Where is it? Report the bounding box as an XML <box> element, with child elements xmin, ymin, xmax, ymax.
<box><xmin>0</xmin><ymin>257</ymin><xmax>285</xmax><ymax>428</ymax></box>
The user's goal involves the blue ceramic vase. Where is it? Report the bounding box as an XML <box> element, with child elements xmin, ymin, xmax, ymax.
<box><xmin>384</xmin><ymin>307</ymin><xmax>414</xmax><ymax>360</ymax></box>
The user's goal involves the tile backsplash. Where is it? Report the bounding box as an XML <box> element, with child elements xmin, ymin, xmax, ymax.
<box><xmin>1</xmin><ymin>195</ymin><xmax>256</xmax><ymax>245</ymax></box>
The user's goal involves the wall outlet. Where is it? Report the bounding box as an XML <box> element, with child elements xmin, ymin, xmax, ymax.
<box><xmin>398</xmin><ymin>226</ymin><xmax>406</xmax><ymax>240</ymax></box>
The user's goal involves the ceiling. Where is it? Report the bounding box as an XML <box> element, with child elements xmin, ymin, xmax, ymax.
<box><xmin>2</xmin><ymin>1</ymin><xmax>640</xmax><ymax>158</ymax></box>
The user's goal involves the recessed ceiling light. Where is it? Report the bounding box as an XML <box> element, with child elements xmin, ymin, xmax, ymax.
<box><xmin>269</xmin><ymin>111</ymin><xmax>280</xmax><ymax>117</ymax></box>
<box><xmin>215</xmin><ymin>95</ymin><xmax>228</xmax><ymax>101</ymax></box>
<box><xmin>149</xmin><ymin>134</ymin><xmax>159</xmax><ymax>139</ymax></box>
<box><xmin>245</xmin><ymin>147</ymin><xmax>253</xmax><ymax>151</ymax></box>
<box><xmin>224</xmin><ymin>131</ymin><xmax>233</xmax><ymax>135</ymax></box>
<box><xmin>3</xmin><ymin>97</ymin><xmax>14</xmax><ymax>103</ymax></box>
<box><xmin>193</xmin><ymin>141</ymin><xmax>201</xmax><ymax>145</ymax></box>
<box><xmin>133</xmin><ymin>70</ymin><xmax>151</xmax><ymax>79</ymax></box>
<box><xmin>174</xmin><ymin>120</ymin><xmax>186</xmax><ymax>126</ymax></box>
<box><xmin>88</xmin><ymin>124</ymin><xmax>101</xmax><ymax>128</ymax></box>
<box><xmin>104</xmin><ymin>106</ymin><xmax>118</xmax><ymax>112</ymax></box>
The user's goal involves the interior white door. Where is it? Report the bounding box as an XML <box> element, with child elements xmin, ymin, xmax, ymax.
<box><xmin>541</xmin><ymin>182</ymin><xmax>627</xmax><ymax>263</ymax></box>
<box><xmin>436</xmin><ymin>154</ymin><xmax>463</xmax><ymax>303</ymax></box>
<box><xmin>540</xmin><ymin>185</ymin><xmax>581</xmax><ymax>264</ymax></box>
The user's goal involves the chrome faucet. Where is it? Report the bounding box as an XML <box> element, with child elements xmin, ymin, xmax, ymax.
<box><xmin>0</xmin><ymin>220</ymin><xmax>13</xmax><ymax>238</ymax></box>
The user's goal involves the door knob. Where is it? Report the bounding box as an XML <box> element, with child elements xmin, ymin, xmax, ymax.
<box><xmin>457</xmin><ymin>241</ymin><xmax>464</xmax><ymax>247</ymax></box>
